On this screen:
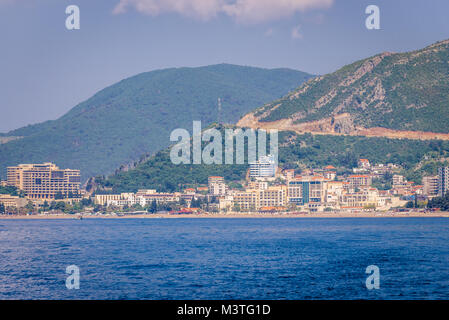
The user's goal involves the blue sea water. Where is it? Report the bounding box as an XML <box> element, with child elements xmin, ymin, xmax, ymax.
<box><xmin>0</xmin><ymin>218</ymin><xmax>448</xmax><ymax>300</ymax></box>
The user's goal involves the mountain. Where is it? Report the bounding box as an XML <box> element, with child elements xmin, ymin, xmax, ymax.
<box><xmin>95</xmin><ymin>40</ymin><xmax>449</xmax><ymax>193</ymax></box>
<box><xmin>0</xmin><ymin>64</ymin><xmax>312</xmax><ymax>180</ymax></box>
<box><xmin>238</xmin><ymin>39</ymin><xmax>449</xmax><ymax>138</ymax></box>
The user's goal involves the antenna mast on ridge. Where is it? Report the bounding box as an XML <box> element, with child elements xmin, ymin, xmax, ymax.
<box><xmin>217</xmin><ymin>97</ymin><xmax>222</xmax><ymax>124</ymax></box>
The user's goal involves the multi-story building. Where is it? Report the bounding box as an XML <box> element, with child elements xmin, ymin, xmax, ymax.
<box><xmin>283</xmin><ymin>169</ymin><xmax>295</xmax><ymax>181</ymax></box>
<box><xmin>438</xmin><ymin>167</ymin><xmax>449</xmax><ymax>197</ymax></box>
<box><xmin>340</xmin><ymin>187</ymin><xmax>379</xmax><ymax>209</ymax></box>
<box><xmin>249</xmin><ymin>155</ymin><xmax>276</xmax><ymax>178</ymax></box>
<box><xmin>96</xmin><ymin>190</ymin><xmax>181</xmax><ymax>208</ymax></box>
<box><xmin>94</xmin><ymin>193</ymin><xmax>133</xmax><ymax>206</ymax></box>
<box><xmin>135</xmin><ymin>189</ymin><xmax>180</xmax><ymax>205</ymax></box>
<box><xmin>7</xmin><ymin>163</ymin><xmax>81</xmax><ymax>200</ymax></box>
<box><xmin>347</xmin><ymin>175</ymin><xmax>372</xmax><ymax>188</ymax></box>
<box><xmin>232</xmin><ymin>189</ymin><xmax>258</xmax><ymax>211</ymax></box>
<box><xmin>392</xmin><ymin>175</ymin><xmax>407</xmax><ymax>187</ymax></box>
<box><xmin>209</xmin><ymin>183</ymin><xmax>228</xmax><ymax>196</ymax></box>
<box><xmin>219</xmin><ymin>195</ymin><xmax>235</xmax><ymax>212</ymax></box>
<box><xmin>0</xmin><ymin>194</ymin><xmax>27</xmax><ymax>208</ymax></box>
<box><xmin>422</xmin><ymin>176</ymin><xmax>439</xmax><ymax>197</ymax></box>
<box><xmin>258</xmin><ymin>186</ymin><xmax>287</xmax><ymax>209</ymax></box>
<box><xmin>208</xmin><ymin>176</ymin><xmax>228</xmax><ymax>196</ymax></box>
<box><xmin>232</xmin><ymin>186</ymin><xmax>287</xmax><ymax>211</ymax></box>
<box><xmin>247</xmin><ymin>181</ymin><xmax>268</xmax><ymax>190</ymax></box>
<box><xmin>324</xmin><ymin>181</ymin><xmax>346</xmax><ymax>207</ymax></box>
<box><xmin>287</xmin><ymin>176</ymin><xmax>327</xmax><ymax>206</ymax></box>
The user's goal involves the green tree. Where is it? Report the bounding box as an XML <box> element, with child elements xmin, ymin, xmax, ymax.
<box><xmin>81</xmin><ymin>198</ymin><xmax>92</xmax><ymax>206</ymax></box>
<box><xmin>42</xmin><ymin>200</ymin><xmax>49</xmax><ymax>212</ymax></box>
<box><xmin>179</xmin><ymin>198</ymin><xmax>186</xmax><ymax>207</ymax></box>
<box><xmin>132</xmin><ymin>203</ymin><xmax>143</xmax><ymax>211</ymax></box>
<box><xmin>25</xmin><ymin>201</ymin><xmax>34</xmax><ymax>213</ymax></box>
<box><xmin>148</xmin><ymin>200</ymin><xmax>158</xmax><ymax>213</ymax></box>
<box><xmin>428</xmin><ymin>193</ymin><xmax>449</xmax><ymax>211</ymax></box>
<box><xmin>54</xmin><ymin>201</ymin><xmax>66</xmax><ymax>211</ymax></box>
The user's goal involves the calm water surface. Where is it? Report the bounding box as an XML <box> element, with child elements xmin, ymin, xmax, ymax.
<box><xmin>0</xmin><ymin>218</ymin><xmax>448</xmax><ymax>299</ymax></box>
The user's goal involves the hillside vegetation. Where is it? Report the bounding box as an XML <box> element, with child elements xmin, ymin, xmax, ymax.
<box><xmin>0</xmin><ymin>64</ymin><xmax>312</xmax><ymax>181</ymax></box>
<box><xmin>95</xmin><ymin>127</ymin><xmax>449</xmax><ymax>193</ymax></box>
<box><xmin>242</xmin><ymin>39</ymin><xmax>449</xmax><ymax>135</ymax></box>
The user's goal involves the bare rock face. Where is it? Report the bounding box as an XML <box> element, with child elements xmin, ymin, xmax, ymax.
<box><xmin>238</xmin><ymin>39</ymin><xmax>449</xmax><ymax>139</ymax></box>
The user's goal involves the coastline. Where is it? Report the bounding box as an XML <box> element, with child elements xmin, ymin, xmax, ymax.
<box><xmin>1</xmin><ymin>212</ymin><xmax>448</xmax><ymax>219</ymax></box>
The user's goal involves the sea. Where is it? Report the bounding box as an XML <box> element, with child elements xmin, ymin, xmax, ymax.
<box><xmin>0</xmin><ymin>218</ymin><xmax>448</xmax><ymax>300</ymax></box>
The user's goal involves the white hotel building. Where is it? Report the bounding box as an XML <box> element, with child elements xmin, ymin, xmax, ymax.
<box><xmin>249</xmin><ymin>155</ymin><xmax>277</xmax><ymax>178</ymax></box>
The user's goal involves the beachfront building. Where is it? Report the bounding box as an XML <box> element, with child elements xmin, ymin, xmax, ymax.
<box><xmin>0</xmin><ymin>194</ymin><xmax>27</xmax><ymax>209</ymax></box>
<box><xmin>95</xmin><ymin>190</ymin><xmax>182</xmax><ymax>208</ymax></box>
<box><xmin>231</xmin><ymin>185</ymin><xmax>287</xmax><ymax>211</ymax></box>
<box><xmin>339</xmin><ymin>187</ymin><xmax>379</xmax><ymax>209</ymax></box>
<box><xmin>324</xmin><ymin>181</ymin><xmax>346</xmax><ymax>208</ymax></box>
<box><xmin>438</xmin><ymin>167</ymin><xmax>449</xmax><ymax>197</ymax></box>
<box><xmin>136</xmin><ymin>190</ymin><xmax>181</xmax><ymax>205</ymax></box>
<box><xmin>7</xmin><ymin>163</ymin><xmax>81</xmax><ymax>200</ymax></box>
<box><xmin>287</xmin><ymin>176</ymin><xmax>327</xmax><ymax>208</ymax></box>
<box><xmin>423</xmin><ymin>176</ymin><xmax>439</xmax><ymax>197</ymax></box>
<box><xmin>94</xmin><ymin>193</ymin><xmax>134</xmax><ymax>206</ymax></box>
<box><xmin>232</xmin><ymin>189</ymin><xmax>258</xmax><ymax>211</ymax></box>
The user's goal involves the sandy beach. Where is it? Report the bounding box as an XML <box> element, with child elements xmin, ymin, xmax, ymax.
<box><xmin>1</xmin><ymin>211</ymin><xmax>448</xmax><ymax>219</ymax></box>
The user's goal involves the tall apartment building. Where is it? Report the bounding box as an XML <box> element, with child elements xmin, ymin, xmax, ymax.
<box><xmin>438</xmin><ymin>167</ymin><xmax>449</xmax><ymax>197</ymax></box>
<box><xmin>7</xmin><ymin>163</ymin><xmax>81</xmax><ymax>200</ymax></box>
<box><xmin>258</xmin><ymin>186</ymin><xmax>287</xmax><ymax>209</ymax></box>
<box><xmin>287</xmin><ymin>176</ymin><xmax>327</xmax><ymax>206</ymax></box>
<box><xmin>422</xmin><ymin>176</ymin><xmax>439</xmax><ymax>197</ymax></box>
<box><xmin>249</xmin><ymin>155</ymin><xmax>276</xmax><ymax>178</ymax></box>
<box><xmin>208</xmin><ymin>176</ymin><xmax>228</xmax><ymax>196</ymax></box>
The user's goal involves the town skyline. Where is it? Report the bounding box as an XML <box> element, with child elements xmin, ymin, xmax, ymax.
<box><xmin>2</xmin><ymin>158</ymin><xmax>449</xmax><ymax>216</ymax></box>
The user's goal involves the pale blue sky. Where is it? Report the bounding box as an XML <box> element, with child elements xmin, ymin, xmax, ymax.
<box><xmin>0</xmin><ymin>0</ymin><xmax>448</xmax><ymax>132</ymax></box>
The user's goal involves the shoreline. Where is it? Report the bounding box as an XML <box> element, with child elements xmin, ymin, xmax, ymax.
<box><xmin>1</xmin><ymin>212</ymin><xmax>448</xmax><ymax>219</ymax></box>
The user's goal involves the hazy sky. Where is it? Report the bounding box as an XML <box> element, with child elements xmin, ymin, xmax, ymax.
<box><xmin>0</xmin><ymin>0</ymin><xmax>448</xmax><ymax>132</ymax></box>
